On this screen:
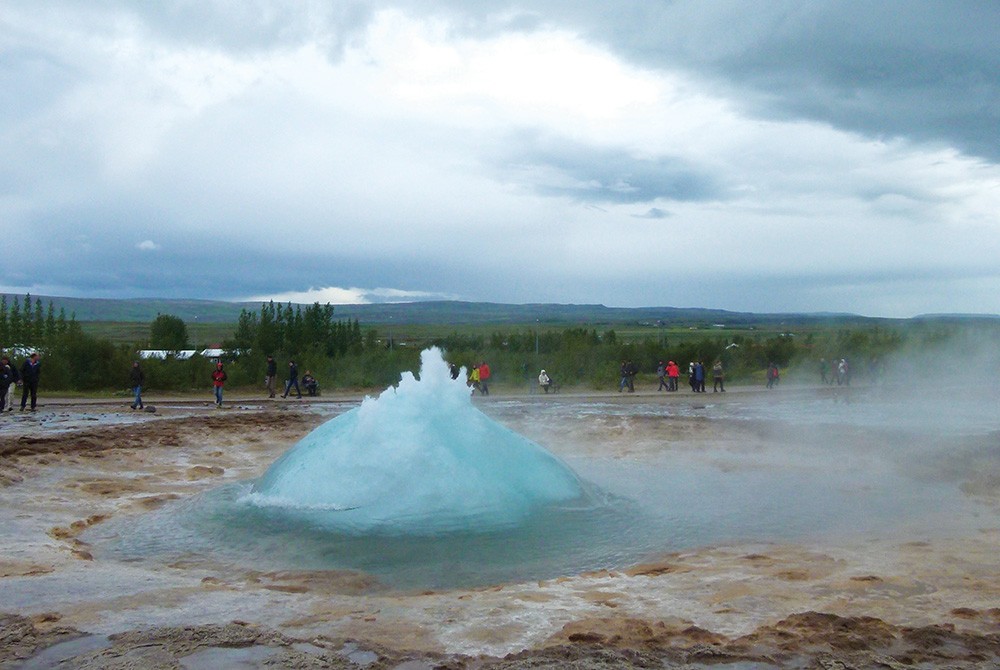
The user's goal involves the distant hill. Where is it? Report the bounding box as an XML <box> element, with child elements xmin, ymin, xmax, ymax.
<box><xmin>2</xmin><ymin>293</ymin><xmax>899</xmax><ymax>327</ymax></box>
<box><xmin>323</xmin><ymin>301</ymin><xmax>879</xmax><ymax>327</ymax></box>
<box><xmin>10</xmin><ymin>293</ymin><xmax>997</xmax><ymax>327</ymax></box>
<box><xmin>3</xmin><ymin>296</ymin><xmax>254</xmax><ymax>323</ymax></box>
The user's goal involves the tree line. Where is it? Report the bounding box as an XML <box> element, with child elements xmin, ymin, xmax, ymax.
<box><xmin>227</xmin><ymin>301</ymin><xmax>363</xmax><ymax>359</ymax></box>
<box><xmin>4</xmin><ymin>293</ymin><xmax>962</xmax><ymax>394</ymax></box>
<box><xmin>0</xmin><ymin>294</ymin><xmax>79</xmax><ymax>345</ymax></box>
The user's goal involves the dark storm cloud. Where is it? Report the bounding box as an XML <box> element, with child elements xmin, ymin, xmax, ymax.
<box><xmin>671</xmin><ymin>3</ymin><xmax>1000</xmax><ymax>162</ymax></box>
<box><xmin>501</xmin><ymin>137</ymin><xmax>721</xmax><ymax>204</ymax></box>
<box><xmin>32</xmin><ymin>1</ymin><xmax>996</xmax><ymax>161</ymax></box>
<box><xmin>409</xmin><ymin>1</ymin><xmax>1000</xmax><ymax>162</ymax></box>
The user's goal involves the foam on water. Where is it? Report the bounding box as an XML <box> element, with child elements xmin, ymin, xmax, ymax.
<box><xmin>248</xmin><ymin>348</ymin><xmax>584</xmax><ymax>534</ymax></box>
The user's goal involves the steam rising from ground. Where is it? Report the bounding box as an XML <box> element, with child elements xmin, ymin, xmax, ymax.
<box><xmin>868</xmin><ymin>327</ymin><xmax>1000</xmax><ymax>436</ymax></box>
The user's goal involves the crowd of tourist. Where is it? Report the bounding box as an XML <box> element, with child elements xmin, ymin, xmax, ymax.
<box><xmin>0</xmin><ymin>351</ymin><xmax>869</xmax><ymax>413</ymax></box>
<box><xmin>0</xmin><ymin>352</ymin><xmax>42</xmax><ymax>412</ymax></box>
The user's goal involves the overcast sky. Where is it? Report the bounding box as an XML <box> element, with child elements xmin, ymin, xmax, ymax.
<box><xmin>2</xmin><ymin>1</ymin><xmax>998</xmax><ymax>317</ymax></box>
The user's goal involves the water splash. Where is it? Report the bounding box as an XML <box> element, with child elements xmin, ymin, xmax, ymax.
<box><xmin>250</xmin><ymin>348</ymin><xmax>585</xmax><ymax>534</ymax></box>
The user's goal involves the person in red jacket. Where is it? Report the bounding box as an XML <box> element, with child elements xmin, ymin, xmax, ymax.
<box><xmin>766</xmin><ymin>362</ymin><xmax>780</xmax><ymax>389</ymax></box>
<box><xmin>666</xmin><ymin>360</ymin><xmax>680</xmax><ymax>392</ymax></box>
<box><xmin>478</xmin><ymin>361</ymin><xmax>491</xmax><ymax>395</ymax></box>
<box><xmin>212</xmin><ymin>361</ymin><xmax>227</xmax><ymax>407</ymax></box>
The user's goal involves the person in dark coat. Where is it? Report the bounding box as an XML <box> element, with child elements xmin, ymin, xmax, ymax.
<box><xmin>0</xmin><ymin>356</ymin><xmax>16</xmax><ymax>412</ymax></box>
<box><xmin>282</xmin><ymin>360</ymin><xmax>302</xmax><ymax>398</ymax></box>
<box><xmin>618</xmin><ymin>359</ymin><xmax>636</xmax><ymax>392</ymax></box>
<box><xmin>265</xmin><ymin>355</ymin><xmax>277</xmax><ymax>398</ymax></box>
<box><xmin>20</xmin><ymin>352</ymin><xmax>41</xmax><ymax>411</ymax></box>
<box><xmin>619</xmin><ymin>361</ymin><xmax>630</xmax><ymax>392</ymax></box>
<box><xmin>130</xmin><ymin>361</ymin><xmax>145</xmax><ymax>409</ymax></box>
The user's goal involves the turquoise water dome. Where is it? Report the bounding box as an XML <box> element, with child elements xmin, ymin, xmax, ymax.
<box><xmin>250</xmin><ymin>348</ymin><xmax>585</xmax><ymax>534</ymax></box>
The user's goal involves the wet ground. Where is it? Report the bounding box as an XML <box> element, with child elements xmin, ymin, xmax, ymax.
<box><xmin>2</xmin><ymin>385</ymin><xmax>1000</xmax><ymax>668</ymax></box>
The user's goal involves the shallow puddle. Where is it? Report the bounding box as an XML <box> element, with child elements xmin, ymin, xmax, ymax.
<box><xmin>16</xmin><ymin>634</ymin><xmax>112</xmax><ymax>669</ymax></box>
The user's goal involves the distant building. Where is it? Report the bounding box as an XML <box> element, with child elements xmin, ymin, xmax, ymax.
<box><xmin>137</xmin><ymin>350</ymin><xmax>195</xmax><ymax>360</ymax></box>
<box><xmin>136</xmin><ymin>348</ymin><xmax>236</xmax><ymax>361</ymax></box>
<box><xmin>3</xmin><ymin>345</ymin><xmax>39</xmax><ymax>358</ymax></box>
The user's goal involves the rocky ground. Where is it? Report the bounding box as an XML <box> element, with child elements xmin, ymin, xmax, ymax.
<box><xmin>1</xmin><ymin>390</ymin><xmax>999</xmax><ymax>669</ymax></box>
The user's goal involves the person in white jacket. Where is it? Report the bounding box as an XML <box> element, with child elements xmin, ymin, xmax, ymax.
<box><xmin>538</xmin><ymin>369</ymin><xmax>552</xmax><ymax>393</ymax></box>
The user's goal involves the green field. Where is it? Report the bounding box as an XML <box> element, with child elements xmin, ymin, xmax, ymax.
<box><xmin>80</xmin><ymin>322</ymin><xmax>237</xmax><ymax>348</ymax></box>
<box><xmin>81</xmin><ymin>319</ymin><xmax>821</xmax><ymax>351</ymax></box>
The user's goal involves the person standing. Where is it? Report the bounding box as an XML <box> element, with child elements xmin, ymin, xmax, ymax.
<box><xmin>467</xmin><ymin>364</ymin><xmax>480</xmax><ymax>394</ymax></box>
<box><xmin>657</xmin><ymin>361</ymin><xmax>669</xmax><ymax>391</ymax></box>
<box><xmin>478</xmin><ymin>361</ymin><xmax>491</xmax><ymax>396</ymax></box>
<box><xmin>837</xmin><ymin>358</ymin><xmax>850</xmax><ymax>386</ymax></box>
<box><xmin>619</xmin><ymin>359</ymin><xmax>636</xmax><ymax>392</ymax></box>
<box><xmin>666</xmin><ymin>360</ymin><xmax>680</xmax><ymax>391</ymax></box>
<box><xmin>693</xmin><ymin>361</ymin><xmax>706</xmax><ymax>393</ymax></box>
<box><xmin>265</xmin><ymin>355</ymin><xmax>277</xmax><ymax>398</ymax></box>
<box><xmin>282</xmin><ymin>359</ymin><xmax>301</xmax><ymax>398</ymax></box>
<box><xmin>211</xmin><ymin>361</ymin><xmax>227</xmax><ymax>407</ymax></box>
<box><xmin>129</xmin><ymin>361</ymin><xmax>145</xmax><ymax>409</ymax></box>
<box><xmin>0</xmin><ymin>358</ymin><xmax>21</xmax><ymax>412</ymax></box>
<box><xmin>712</xmin><ymin>360</ymin><xmax>725</xmax><ymax>392</ymax></box>
<box><xmin>819</xmin><ymin>358</ymin><xmax>830</xmax><ymax>385</ymax></box>
<box><xmin>766</xmin><ymin>362</ymin><xmax>779</xmax><ymax>389</ymax></box>
<box><xmin>538</xmin><ymin>369</ymin><xmax>552</xmax><ymax>393</ymax></box>
<box><xmin>0</xmin><ymin>356</ymin><xmax>16</xmax><ymax>412</ymax></box>
<box><xmin>20</xmin><ymin>352</ymin><xmax>41</xmax><ymax>411</ymax></box>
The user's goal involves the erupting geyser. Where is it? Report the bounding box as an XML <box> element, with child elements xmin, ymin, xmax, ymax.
<box><xmin>250</xmin><ymin>348</ymin><xmax>585</xmax><ymax>534</ymax></box>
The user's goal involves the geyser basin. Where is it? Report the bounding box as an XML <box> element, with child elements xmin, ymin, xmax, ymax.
<box><xmin>88</xmin><ymin>361</ymin><xmax>993</xmax><ymax>591</ymax></box>
<box><xmin>248</xmin><ymin>348</ymin><xmax>585</xmax><ymax>534</ymax></box>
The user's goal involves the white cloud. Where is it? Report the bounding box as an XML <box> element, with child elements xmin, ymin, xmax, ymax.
<box><xmin>246</xmin><ymin>286</ymin><xmax>456</xmax><ymax>305</ymax></box>
<box><xmin>1</xmin><ymin>3</ymin><xmax>998</xmax><ymax>315</ymax></box>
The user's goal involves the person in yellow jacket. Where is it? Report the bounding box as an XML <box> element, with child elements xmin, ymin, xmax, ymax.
<box><xmin>468</xmin><ymin>365</ymin><xmax>480</xmax><ymax>394</ymax></box>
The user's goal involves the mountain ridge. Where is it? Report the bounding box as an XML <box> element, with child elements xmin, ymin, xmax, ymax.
<box><xmin>5</xmin><ymin>293</ymin><xmax>996</xmax><ymax>326</ymax></box>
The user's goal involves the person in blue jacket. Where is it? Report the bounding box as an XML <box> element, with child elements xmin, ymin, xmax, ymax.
<box><xmin>130</xmin><ymin>361</ymin><xmax>145</xmax><ymax>409</ymax></box>
<box><xmin>282</xmin><ymin>359</ymin><xmax>302</xmax><ymax>398</ymax></box>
